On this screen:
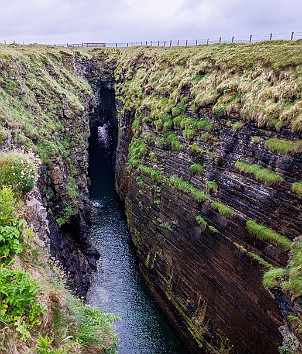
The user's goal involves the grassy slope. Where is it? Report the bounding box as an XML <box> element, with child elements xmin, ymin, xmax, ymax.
<box><xmin>0</xmin><ymin>45</ymin><xmax>119</xmax><ymax>353</ymax></box>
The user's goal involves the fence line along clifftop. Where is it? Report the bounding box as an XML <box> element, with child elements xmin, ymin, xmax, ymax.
<box><xmin>64</xmin><ymin>31</ymin><xmax>302</xmax><ymax>48</ymax></box>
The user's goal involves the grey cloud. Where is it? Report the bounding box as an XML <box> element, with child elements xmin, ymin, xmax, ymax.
<box><xmin>0</xmin><ymin>0</ymin><xmax>300</xmax><ymax>44</ymax></box>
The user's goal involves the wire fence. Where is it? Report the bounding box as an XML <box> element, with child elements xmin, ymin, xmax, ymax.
<box><xmin>61</xmin><ymin>32</ymin><xmax>302</xmax><ymax>48</ymax></box>
<box><xmin>4</xmin><ymin>32</ymin><xmax>302</xmax><ymax>48</ymax></box>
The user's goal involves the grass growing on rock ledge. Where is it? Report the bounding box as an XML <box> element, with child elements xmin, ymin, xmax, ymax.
<box><xmin>246</xmin><ymin>220</ymin><xmax>291</xmax><ymax>250</ymax></box>
<box><xmin>264</xmin><ymin>138</ymin><xmax>302</xmax><ymax>155</ymax></box>
<box><xmin>235</xmin><ymin>161</ymin><xmax>283</xmax><ymax>186</ymax></box>
<box><xmin>211</xmin><ymin>201</ymin><xmax>235</xmax><ymax>216</ymax></box>
<box><xmin>291</xmin><ymin>181</ymin><xmax>302</xmax><ymax>197</ymax></box>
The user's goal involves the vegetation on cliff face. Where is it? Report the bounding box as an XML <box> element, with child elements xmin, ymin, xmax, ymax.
<box><xmin>1</xmin><ymin>41</ymin><xmax>302</xmax><ymax>352</ymax></box>
<box><xmin>0</xmin><ymin>46</ymin><xmax>119</xmax><ymax>353</ymax></box>
<box><xmin>111</xmin><ymin>41</ymin><xmax>302</xmax><ymax>352</ymax></box>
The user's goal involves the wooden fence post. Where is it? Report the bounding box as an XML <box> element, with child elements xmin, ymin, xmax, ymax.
<box><xmin>270</xmin><ymin>33</ymin><xmax>272</xmax><ymax>40</ymax></box>
<box><xmin>291</xmin><ymin>32</ymin><xmax>294</xmax><ymax>40</ymax></box>
<box><xmin>207</xmin><ymin>39</ymin><xmax>209</xmax><ymax>45</ymax></box>
<box><xmin>170</xmin><ymin>40</ymin><xmax>172</xmax><ymax>46</ymax></box>
<box><xmin>219</xmin><ymin>37</ymin><xmax>221</xmax><ymax>43</ymax></box>
<box><xmin>146</xmin><ymin>41</ymin><xmax>147</xmax><ymax>46</ymax></box>
<box><xmin>158</xmin><ymin>40</ymin><xmax>160</xmax><ymax>46</ymax></box>
<box><xmin>232</xmin><ymin>36</ymin><xmax>234</xmax><ymax>43</ymax></box>
<box><xmin>196</xmin><ymin>39</ymin><xmax>197</xmax><ymax>45</ymax></box>
<box><xmin>164</xmin><ymin>41</ymin><xmax>166</xmax><ymax>47</ymax></box>
<box><xmin>249</xmin><ymin>35</ymin><xmax>252</xmax><ymax>43</ymax></box>
<box><xmin>186</xmin><ymin>40</ymin><xmax>188</xmax><ymax>46</ymax></box>
<box><xmin>177</xmin><ymin>40</ymin><xmax>179</xmax><ymax>46</ymax></box>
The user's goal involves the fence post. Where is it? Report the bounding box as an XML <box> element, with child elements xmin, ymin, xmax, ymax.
<box><xmin>127</xmin><ymin>43</ymin><xmax>128</xmax><ymax>47</ymax></box>
<box><xmin>249</xmin><ymin>34</ymin><xmax>252</xmax><ymax>43</ymax></box>
<box><xmin>219</xmin><ymin>37</ymin><xmax>221</xmax><ymax>43</ymax></box>
<box><xmin>177</xmin><ymin>39</ymin><xmax>179</xmax><ymax>46</ymax></box>
<box><xmin>232</xmin><ymin>36</ymin><xmax>234</xmax><ymax>43</ymax></box>
<box><xmin>207</xmin><ymin>39</ymin><xmax>209</xmax><ymax>45</ymax></box>
<box><xmin>270</xmin><ymin>33</ymin><xmax>272</xmax><ymax>40</ymax></box>
<box><xmin>291</xmin><ymin>32</ymin><xmax>294</xmax><ymax>40</ymax></box>
<box><xmin>164</xmin><ymin>41</ymin><xmax>166</xmax><ymax>47</ymax></box>
<box><xmin>196</xmin><ymin>39</ymin><xmax>197</xmax><ymax>45</ymax></box>
<box><xmin>146</xmin><ymin>41</ymin><xmax>147</xmax><ymax>46</ymax></box>
<box><xmin>186</xmin><ymin>40</ymin><xmax>188</xmax><ymax>46</ymax></box>
<box><xmin>116</xmin><ymin>43</ymin><xmax>117</xmax><ymax>48</ymax></box>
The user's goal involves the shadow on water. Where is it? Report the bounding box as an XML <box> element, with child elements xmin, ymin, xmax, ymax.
<box><xmin>86</xmin><ymin>128</ymin><xmax>189</xmax><ymax>353</ymax></box>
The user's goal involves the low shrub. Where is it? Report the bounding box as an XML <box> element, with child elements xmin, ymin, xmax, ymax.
<box><xmin>0</xmin><ymin>187</ymin><xmax>27</xmax><ymax>264</ymax></box>
<box><xmin>67</xmin><ymin>298</ymin><xmax>120</xmax><ymax>351</ymax></box>
<box><xmin>0</xmin><ymin>151</ymin><xmax>37</xmax><ymax>195</ymax></box>
<box><xmin>0</xmin><ymin>267</ymin><xmax>46</xmax><ymax>340</ymax></box>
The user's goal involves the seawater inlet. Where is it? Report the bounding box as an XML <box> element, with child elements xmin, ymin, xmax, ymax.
<box><xmin>86</xmin><ymin>128</ymin><xmax>189</xmax><ymax>353</ymax></box>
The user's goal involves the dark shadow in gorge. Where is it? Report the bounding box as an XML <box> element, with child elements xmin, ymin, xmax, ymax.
<box><xmin>87</xmin><ymin>83</ymin><xmax>190</xmax><ymax>353</ymax></box>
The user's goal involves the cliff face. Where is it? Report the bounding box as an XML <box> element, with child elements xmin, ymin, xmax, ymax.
<box><xmin>0</xmin><ymin>46</ymin><xmax>100</xmax><ymax>295</ymax></box>
<box><xmin>113</xmin><ymin>42</ymin><xmax>302</xmax><ymax>353</ymax></box>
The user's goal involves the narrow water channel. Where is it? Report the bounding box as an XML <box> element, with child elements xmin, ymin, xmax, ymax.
<box><xmin>86</xmin><ymin>129</ymin><xmax>189</xmax><ymax>354</ymax></box>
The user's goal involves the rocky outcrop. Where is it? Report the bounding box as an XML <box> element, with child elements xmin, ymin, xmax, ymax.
<box><xmin>113</xmin><ymin>44</ymin><xmax>302</xmax><ymax>353</ymax></box>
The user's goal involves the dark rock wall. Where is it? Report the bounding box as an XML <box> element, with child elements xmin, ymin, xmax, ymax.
<box><xmin>115</xmin><ymin>103</ymin><xmax>302</xmax><ymax>352</ymax></box>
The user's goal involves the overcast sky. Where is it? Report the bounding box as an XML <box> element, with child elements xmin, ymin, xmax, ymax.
<box><xmin>0</xmin><ymin>0</ymin><xmax>301</xmax><ymax>45</ymax></box>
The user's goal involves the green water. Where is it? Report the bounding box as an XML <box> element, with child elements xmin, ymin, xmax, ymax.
<box><xmin>86</xmin><ymin>133</ymin><xmax>189</xmax><ymax>354</ymax></box>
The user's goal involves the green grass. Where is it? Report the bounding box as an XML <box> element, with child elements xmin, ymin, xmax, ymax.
<box><xmin>291</xmin><ymin>181</ymin><xmax>302</xmax><ymax>197</ymax></box>
<box><xmin>206</xmin><ymin>180</ymin><xmax>218</xmax><ymax>193</ymax></box>
<box><xmin>159</xmin><ymin>222</ymin><xmax>172</xmax><ymax>231</ymax></box>
<box><xmin>189</xmin><ymin>163</ymin><xmax>204</xmax><ymax>175</ymax></box>
<box><xmin>226</xmin><ymin>120</ymin><xmax>244</xmax><ymax>132</ymax></box>
<box><xmin>169</xmin><ymin>175</ymin><xmax>209</xmax><ymax>203</ymax></box>
<box><xmin>196</xmin><ymin>215</ymin><xmax>207</xmax><ymax>227</ymax></box>
<box><xmin>235</xmin><ymin>161</ymin><xmax>283</xmax><ymax>186</ymax></box>
<box><xmin>252</xmin><ymin>136</ymin><xmax>263</xmax><ymax>144</ymax></box>
<box><xmin>265</xmin><ymin>138</ymin><xmax>302</xmax><ymax>155</ymax></box>
<box><xmin>246</xmin><ymin>220</ymin><xmax>291</xmax><ymax>250</ymax></box>
<box><xmin>209</xmin><ymin>226</ymin><xmax>218</xmax><ymax>233</ymax></box>
<box><xmin>235</xmin><ymin>243</ymin><xmax>272</xmax><ymax>268</ymax></box>
<box><xmin>263</xmin><ymin>267</ymin><xmax>287</xmax><ymax>287</ymax></box>
<box><xmin>210</xmin><ymin>201</ymin><xmax>235</xmax><ymax>216</ymax></box>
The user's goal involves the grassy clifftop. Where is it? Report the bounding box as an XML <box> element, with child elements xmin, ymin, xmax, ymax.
<box><xmin>113</xmin><ymin>40</ymin><xmax>302</xmax><ymax>132</ymax></box>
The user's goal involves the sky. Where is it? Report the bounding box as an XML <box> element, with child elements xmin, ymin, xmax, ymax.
<box><xmin>0</xmin><ymin>0</ymin><xmax>301</xmax><ymax>45</ymax></box>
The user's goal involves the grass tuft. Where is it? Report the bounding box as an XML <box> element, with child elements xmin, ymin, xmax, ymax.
<box><xmin>246</xmin><ymin>220</ymin><xmax>291</xmax><ymax>250</ymax></box>
<box><xmin>189</xmin><ymin>163</ymin><xmax>204</xmax><ymax>175</ymax></box>
<box><xmin>265</xmin><ymin>138</ymin><xmax>302</xmax><ymax>155</ymax></box>
<box><xmin>235</xmin><ymin>161</ymin><xmax>283</xmax><ymax>186</ymax></box>
<box><xmin>291</xmin><ymin>181</ymin><xmax>302</xmax><ymax>197</ymax></box>
<box><xmin>210</xmin><ymin>201</ymin><xmax>235</xmax><ymax>216</ymax></box>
